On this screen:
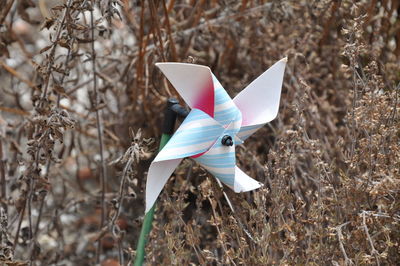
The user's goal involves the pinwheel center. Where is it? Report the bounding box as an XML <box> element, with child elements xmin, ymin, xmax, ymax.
<box><xmin>221</xmin><ymin>135</ymin><xmax>233</xmax><ymax>146</ymax></box>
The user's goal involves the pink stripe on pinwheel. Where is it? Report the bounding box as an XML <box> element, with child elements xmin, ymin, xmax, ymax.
<box><xmin>190</xmin><ymin>152</ymin><xmax>205</xmax><ymax>158</ymax></box>
<box><xmin>193</xmin><ymin>80</ymin><xmax>214</xmax><ymax>118</ymax></box>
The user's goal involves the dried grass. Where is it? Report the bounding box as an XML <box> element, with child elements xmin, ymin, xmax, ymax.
<box><xmin>0</xmin><ymin>0</ymin><xmax>399</xmax><ymax>265</ymax></box>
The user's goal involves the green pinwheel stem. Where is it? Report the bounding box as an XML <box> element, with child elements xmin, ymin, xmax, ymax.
<box><xmin>134</xmin><ymin>204</ymin><xmax>155</xmax><ymax>266</ymax></box>
<box><xmin>135</xmin><ymin>98</ymin><xmax>188</xmax><ymax>265</ymax></box>
<box><xmin>134</xmin><ymin>134</ymin><xmax>172</xmax><ymax>266</ymax></box>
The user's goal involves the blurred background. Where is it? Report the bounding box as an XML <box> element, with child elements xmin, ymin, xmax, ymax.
<box><xmin>0</xmin><ymin>0</ymin><xmax>399</xmax><ymax>265</ymax></box>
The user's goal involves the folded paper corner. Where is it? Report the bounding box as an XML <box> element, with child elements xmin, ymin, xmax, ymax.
<box><xmin>233</xmin><ymin>166</ymin><xmax>263</xmax><ymax>193</ymax></box>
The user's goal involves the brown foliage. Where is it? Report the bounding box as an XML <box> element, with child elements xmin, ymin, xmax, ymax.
<box><xmin>0</xmin><ymin>0</ymin><xmax>399</xmax><ymax>265</ymax></box>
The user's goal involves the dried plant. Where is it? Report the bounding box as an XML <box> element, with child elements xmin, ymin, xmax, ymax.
<box><xmin>0</xmin><ymin>0</ymin><xmax>398</xmax><ymax>265</ymax></box>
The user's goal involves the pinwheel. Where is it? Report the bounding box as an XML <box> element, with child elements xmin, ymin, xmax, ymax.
<box><xmin>145</xmin><ymin>58</ymin><xmax>287</xmax><ymax>212</ymax></box>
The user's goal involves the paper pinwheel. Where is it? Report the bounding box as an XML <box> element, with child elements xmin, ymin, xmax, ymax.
<box><xmin>145</xmin><ymin>58</ymin><xmax>287</xmax><ymax>212</ymax></box>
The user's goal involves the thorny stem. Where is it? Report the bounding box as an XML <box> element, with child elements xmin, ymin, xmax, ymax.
<box><xmin>110</xmin><ymin>157</ymin><xmax>133</xmax><ymax>227</ymax></box>
<box><xmin>91</xmin><ymin>1</ymin><xmax>108</xmax><ymax>263</ymax></box>
<box><xmin>27</xmin><ymin>175</ymin><xmax>34</xmax><ymax>242</ymax></box>
<box><xmin>40</xmin><ymin>0</ymin><xmax>73</xmax><ymax>104</ymax></box>
<box><xmin>33</xmin><ymin>197</ymin><xmax>45</xmax><ymax>238</ymax></box>
<box><xmin>161</xmin><ymin>0</ymin><xmax>177</xmax><ymax>61</ymax></box>
<box><xmin>335</xmin><ymin>222</ymin><xmax>353</xmax><ymax>265</ymax></box>
<box><xmin>148</xmin><ymin>0</ymin><xmax>166</xmax><ymax>61</ymax></box>
<box><xmin>13</xmin><ymin>198</ymin><xmax>26</xmax><ymax>249</ymax></box>
<box><xmin>56</xmin><ymin>48</ymin><xmax>72</xmax><ymax>108</ymax></box>
<box><xmin>362</xmin><ymin>211</ymin><xmax>380</xmax><ymax>266</ymax></box>
<box><xmin>349</xmin><ymin>49</ymin><xmax>357</xmax><ymax>161</ymax></box>
<box><xmin>28</xmin><ymin>195</ymin><xmax>45</xmax><ymax>263</ymax></box>
<box><xmin>133</xmin><ymin>0</ymin><xmax>146</xmax><ymax>102</ymax></box>
<box><xmin>0</xmin><ymin>140</ymin><xmax>6</xmax><ymax>215</ymax></box>
<box><xmin>386</xmin><ymin>81</ymin><xmax>399</xmax><ymax>125</ymax></box>
<box><xmin>109</xmin><ymin>154</ymin><xmax>135</xmax><ymax>265</ymax></box>
<box><xmin>31</xmin><ymin>161</ymin><xmax>52</xmax><ymax>245</ymax></box>
<box><xmin>117</xmin><ymin>232</ymin><xmax>125</xmax><ymax>265</ymax></box>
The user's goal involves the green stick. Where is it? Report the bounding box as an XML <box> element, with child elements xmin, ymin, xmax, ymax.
<box><xmin>134</xmin><ymin>134</ymin><xmax>171</xmax><ymax>265</ymax></box>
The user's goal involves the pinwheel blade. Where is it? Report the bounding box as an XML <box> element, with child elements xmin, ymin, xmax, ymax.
<box><xmin>195</xmin><ymin>140</ymin><xmax>236</xmax><ymax>189</ymax></box>
<box><xmin>146</xmin><ymin>159</ymin><xmax>182</xmax><ymax>212</ymax></box>
<box><xmin>145</xmin><ymin>108</ymin><xmax>225</xmax><ymax>213</ymax></box>
<box><xmin>156</xmin><ymin>63</ymin><xmax>215</xmax><ymax>117</ymax></box>
<box><xmin>233</xmin><ymin>166</ymin><xmax>263</xmax><ymax>192</ymax></box>
<box><xmin>233</xmin><ymin>57</ymin><xmax>287</xmax><ymax>141</ymax></box>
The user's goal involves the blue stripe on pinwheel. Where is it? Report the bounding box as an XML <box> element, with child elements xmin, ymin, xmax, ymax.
<box><xmin>156</xmin><ymin>149</ymin><xmax>212</xmax><ymax>161</ymax></box>
<box><xmin>216</xmin><ymin>117</ymin><xmax>242</xmax><ymax>127</ymax></box>
<box><xmin>198</xmin><ymin>161</ymin><xmax>234</xmax><ymax>168</ymax></box>
<box><xmin>175</xmin><ymin>124</ymin><xmax>221</xmax><ymax>135</ymax></box>
<box><xmin>214</xmin><ymin>106</ymin><xmax>240</xmax><ymax>115</ymax></box>
<box><xmin>214</xmin><ymin>109</ymin><xmax>238</xmax><ymax>120</ymax></box>
<box><xmin>155</xmin><ymin>109</ymin><xmax>225</xmax><ymax>161</ymax></box>
<box><xmin>174</xmin><ymin>125</ymin><xmax>223</xmax><ymax>135</ymax></box>
<box><xmin>213</xmin><ymin>80</ymin><xmax>231</xmax><ymax>105</ymax></box>
<box><xmin>211</xmin><ymin>75</ymin><xmax>242</xmax><ymax>128</ymax></box>
<box><xmin>195</xmin><ymin>154</ymin><xmax>234</xmax><ymax>165</ymax></box>
<box><xmin>214</xmin><ymin>90</ymin><xmax>232</xmax><ymax>105</ymax></box>
<box><xmin>166</xmin><ymin>134</ymin><xmax>218</xmax><ymax>148</ymax></box>
<box><xmin>215</xmin><ymin>94</ymin><xmax>230</xmax><ymax>105</ymax></box>
<box><xmin>236</xmin><ymin>124</ymin><xmax>264</xmax><ymax>141</ymax></box>
<box><xmin>211</xmin><ymin>173</ymin><xmax>236</xmax><ymax>185</ymax></box>
<box><xmin>195</xmin><ymin>134</ymin><xmax>236</xmax><ymax>187</ymax></box>
<box><xmin>196</xmin><ymin>152</ymin><xmax>235</xmax><ymax>159</ymax></box>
